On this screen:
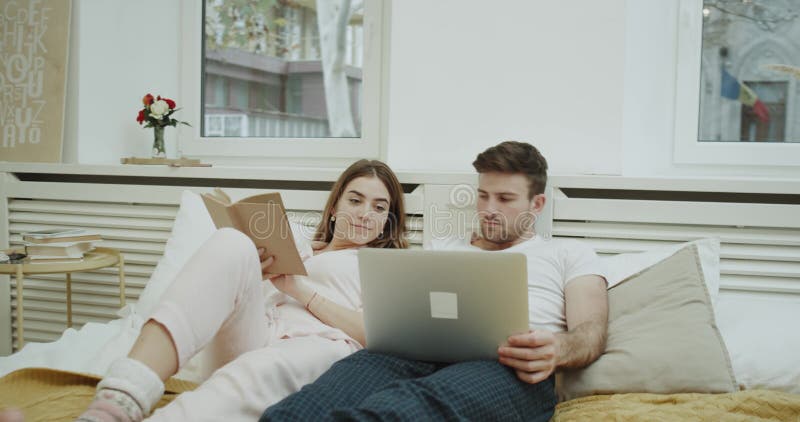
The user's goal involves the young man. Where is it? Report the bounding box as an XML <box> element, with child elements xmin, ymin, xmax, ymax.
<box><xmin>260</xmin><ymin>141</ymin><xmax>608</xmax><ymax>421</ymax></box>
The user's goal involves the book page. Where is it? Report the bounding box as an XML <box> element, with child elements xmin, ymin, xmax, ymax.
<box><xmin>241</xmin><ymin>192</ymin><xmax>284</xmax><ymax>208</ymax></box>
<box><xmin>233</xmin><ymin>202</ymin><xmax>307</xmax><ymax>275</ymax></box>
<box><xmin>201</xmin><ymin>189</ymin><xmax>307</xmax><ymax>276</ymax></box>
<box><xmin>201</xmin><ymin>193</ymin><xmax>239</xmax><ymax>229</ymax></box>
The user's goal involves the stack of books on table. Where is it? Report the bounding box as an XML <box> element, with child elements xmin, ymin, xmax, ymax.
<box><xmin>22</xmin><ymin>228</ymin><xmax>103</xmax><ymax>261</ymax></box>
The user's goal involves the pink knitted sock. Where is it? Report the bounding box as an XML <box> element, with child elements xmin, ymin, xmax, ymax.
<box><xmin>76</xmin><ymin>358</ymin><xmax>164</xmax><ymax>422</ymax></box>
<box><xmin>76</xmin><ymin>389</ymin><xmax>142</xmax><ymax>422</ymax></box>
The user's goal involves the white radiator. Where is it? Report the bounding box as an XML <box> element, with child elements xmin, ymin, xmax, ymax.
<box><xmin>2</xmin><ymin>172</ymin><xmax>798</xmax><ymax>354</ymax></box>
<box><xmin>552</xmin><ymin>191</ymin><xmax>800</xmax><ymax>295</ymax></box>
<box><xmin>1</xmin><ymin>176</ymin><xmax>423</xmax><ymax>351</ymax></box>
<box><xmin>7</xmin><ymin>198</ymin><xmax>175</xmax><ymax>347</ymax></box>
<box><xmin>421</xmin><ymin>183</ymin><xmax>800</xmax><ymax>296</ymax></box>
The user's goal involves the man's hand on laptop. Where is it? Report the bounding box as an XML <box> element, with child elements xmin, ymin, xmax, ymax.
<box><xmin>497</xmin><ymin>329</ymin><xmax>559</xmax><ymax>384</ymax></box>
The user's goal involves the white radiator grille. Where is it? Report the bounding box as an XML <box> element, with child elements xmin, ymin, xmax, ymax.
<box><xmin>8</xmin><ymin>199</ymin><xmax>176</xmax><ymax>348</ymax></box>
<box><xmin>5</xmin><ymin>187</ymin><xmax>423</xmax><ymax>351</ymax></box>
<box><xmin>417</xmin><ymin>184</ymin><xmax>800</xmax><ymax>296</ymax></box>
<box><xmin>7</xmin><ymin>177</ymin><xmax>795</xmax><ymax>353</ymax></box>
<box><xmin>552</xmin><ymin>195</ymin><xmax>800</xmax><ymax>295</ymax></box>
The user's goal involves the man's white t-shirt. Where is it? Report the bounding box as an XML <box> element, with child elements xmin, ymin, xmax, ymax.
<box><xmin>431</xmin><ymin>235</ymin><xmax>606</xmax><ymax>333</ymax></box>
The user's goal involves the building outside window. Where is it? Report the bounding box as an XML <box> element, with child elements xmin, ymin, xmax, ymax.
<box><xmin>697</xmin><ymin>0</ymin><xmax>799</xmax><ymax>144</ymax></box>
<box><xmin>203</xmin><ymin>0</ymin><xmax>364</xmax><ymax>139</ymax></box>
<box><xmin>179</xmin><ymin>0</ymin><xmax>385</xmax><ymax>161</ymax></box>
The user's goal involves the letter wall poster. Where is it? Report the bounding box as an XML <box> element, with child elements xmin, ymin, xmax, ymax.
<box><xmin>0</xmin><ymin>0</ymin><xmax>71</xmax><ymax>162</ymax></box>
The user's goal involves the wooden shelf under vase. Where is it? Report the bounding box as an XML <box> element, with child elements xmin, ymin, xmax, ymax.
<box><xmin>120</xmin><ymin>157</ymin><xmax>212</xmax><ymax>167</ymax></box>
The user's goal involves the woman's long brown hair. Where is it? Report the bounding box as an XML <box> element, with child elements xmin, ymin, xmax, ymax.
<box><xmin>315</xmin><ymin>159</ymin><xmax>408</xmax><ymax>249</ymax></box>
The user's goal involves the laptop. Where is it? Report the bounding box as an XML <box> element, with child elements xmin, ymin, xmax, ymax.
<box><xmin>358</xmin><ymin>248</ymin><xmax>529</xmax><ymax>363</ymax></box>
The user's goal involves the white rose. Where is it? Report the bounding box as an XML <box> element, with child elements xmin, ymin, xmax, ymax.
<box><xmin>149</xmin><ymin>100</ymin><xmax>170</xmax><ymax>119</ymax></box>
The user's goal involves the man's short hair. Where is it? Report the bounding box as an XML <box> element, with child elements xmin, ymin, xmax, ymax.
<box><xmin>472</xmin><ymin>141</ymin><xmax>548</xmax><ymax>199</ymax></box>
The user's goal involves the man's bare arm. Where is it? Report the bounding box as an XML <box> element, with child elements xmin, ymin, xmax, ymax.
<box><xmin>554</xmin><ymin>274</ymin><xmax>608</xmax><ymax>370</ymax></box>
<box><xmin>498</xmin><ymin>274</ymin><xmax>608</xmax><ymax>383</ymax></box>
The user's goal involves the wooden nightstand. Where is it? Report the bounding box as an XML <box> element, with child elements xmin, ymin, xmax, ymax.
<box><xmin>0</xmin><ymin>247</ymin><xmax>126</xmax><ymax>349</ymax></box>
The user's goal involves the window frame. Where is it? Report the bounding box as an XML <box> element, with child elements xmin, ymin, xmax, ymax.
<box><xmin>673</xmin><ymin>0</ymin><xmax>799</xmax><ymax>166</ymax></box>
<box><xmin>178</xmin><ymin>0</ymin><xmax>387</xmax><ymax>162</ymax></box>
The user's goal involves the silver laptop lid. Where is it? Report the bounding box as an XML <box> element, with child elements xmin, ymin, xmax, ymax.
<box><xmin>358</xmin><ymin>248</ymin><xmax>529</xmax><ymax>363</ymax></box>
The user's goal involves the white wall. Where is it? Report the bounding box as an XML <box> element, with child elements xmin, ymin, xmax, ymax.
<box><xmin>63</xmin><ymin>0</ymin><xmax>181</xmax><ymax>163</ymax></box>
<box><xmin>61</xmin><ymin>0</ymin><xmax>626</xmax><ymax>175</ymax></box>
<box><xmin>60</xmin><ymin>0</ymin><xmax>800</xmax><ymax>179</ymax></box>
<box><xmin>385</xmin><ymin>0</ymin><xmax>626</xmax><ymax>175</ymax></box>
<box><xmin>621</xmin><ymin>0</ymin><xmax>800</xmax><ymax>178</ymax></box>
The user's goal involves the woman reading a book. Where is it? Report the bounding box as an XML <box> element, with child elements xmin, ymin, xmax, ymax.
<box><xmin>77</xmin><ymin>160</ymin><xmax>408</xmax><ymax>422</ymax></box>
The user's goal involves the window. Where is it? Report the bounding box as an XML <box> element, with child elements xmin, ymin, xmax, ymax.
<box><xmin>179</xmin><ymin>0</ymin><xmax>387</xmax><ymax>161</ymax></box>
<box><xmin>674</xmin><ymin>0</ymin><xmax>800</xmax><ymax>166</ymax></box>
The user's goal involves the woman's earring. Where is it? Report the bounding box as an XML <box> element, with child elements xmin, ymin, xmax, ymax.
<box><xmin>330</xmin><ymin>215</ymin><xmax>336</xmax><ymax>222</ymax></box>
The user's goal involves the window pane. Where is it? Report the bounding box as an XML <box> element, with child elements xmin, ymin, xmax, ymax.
<box><xmin>697</xmin><ymin>0</ymin><xmax>800</xmax><ymax>143</ymax></box>
<box><xmin>202</xmin><ymin>0</ymin><xmax>364</xmax><ymax>138</ymax></box>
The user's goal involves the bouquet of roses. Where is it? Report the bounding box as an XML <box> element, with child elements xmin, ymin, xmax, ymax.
<box><xmin>136</xmin><ymin>94</ymin><xmax>190</xmax><ymax>128</ymax></box>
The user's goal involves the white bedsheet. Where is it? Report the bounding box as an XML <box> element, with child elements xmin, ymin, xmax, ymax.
<box><xmin>0</xmin><ymin>305</ymin><xmax>210</xmax><ymax>383</ymax></box>
<box><xmin>0</xmin><ymin>308</ymin><xmax>143</xmax><ymax>378</ymax></box>
<box><xmin>3</xmin><ymin>292</ymin><xmax>799</xmax><ymax>395</ymax></box>
<box><xmin>716</xmin><ymin>291</ymin><xmax>800</xmax><ymax>394</ymax></box>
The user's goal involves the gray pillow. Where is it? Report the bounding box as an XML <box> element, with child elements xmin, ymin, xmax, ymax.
<box><xmin>556</xmin><ymin>245</ymin><xmax>737</xmax><ymax>401</ymax></box>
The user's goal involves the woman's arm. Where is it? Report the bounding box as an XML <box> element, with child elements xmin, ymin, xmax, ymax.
<box><xmin>260</xmin><ymin>247</ymin><xmax>366</xmax><ymax>346</ymax></box>
<box><xmin>271</xmin><ymin>275</ymin><xmax>366</xmax><ymax>346</ymax></box>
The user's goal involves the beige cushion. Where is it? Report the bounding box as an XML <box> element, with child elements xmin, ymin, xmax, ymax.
<box><xmin>557</xmin><ymin>245</ymin><xmax>737</xmax><ymax>401</ymax></box>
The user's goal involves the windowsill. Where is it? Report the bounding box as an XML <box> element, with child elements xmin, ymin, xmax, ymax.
<box><xmin>0</xmin><ymin>161</ymin><xmax>475</xmax><ymax>185</ymax></box>
<box><xmin>1</xmin><ymin>162</ymin><xmax>799</xmax><ymax>194</ymax></box>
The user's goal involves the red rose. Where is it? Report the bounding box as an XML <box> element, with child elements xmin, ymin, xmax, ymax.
<box><xmin>136</xmin><ymin>109</ymin><xmax>145</xmax><ymax>124</ymax></box>
<box><xmin>164</xmin><ymin>98</ymin><xmax>176</xmax><ymax>109</ymax></box>
<box><xmin>142</xmin><ymin>94</ymin><xmax>154</xmax><ymax>106</ymax></box>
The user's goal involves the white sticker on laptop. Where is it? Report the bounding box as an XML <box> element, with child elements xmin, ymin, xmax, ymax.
<box><xmin>429</xmin><ymin>291</ymin><xmax>458</xmax><ymax>319</ymax></box>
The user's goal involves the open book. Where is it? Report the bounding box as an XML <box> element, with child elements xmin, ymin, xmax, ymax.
<box><xmin>201</xmin><ymin>188</ymin><xmax>307</xmax><ymax>276</ymax></box>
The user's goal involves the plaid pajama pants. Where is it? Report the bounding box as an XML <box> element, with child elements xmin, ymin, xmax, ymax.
<box><xmin>260</xmin><ymin>349</ymin><xmax>556</xmax><ymax>421</ymax></box>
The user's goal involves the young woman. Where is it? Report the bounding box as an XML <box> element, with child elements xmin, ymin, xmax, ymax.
<box><xmin>77</xmin><ymin>160</ymin><xmax>408</xmax><ymax>422</ymax></box>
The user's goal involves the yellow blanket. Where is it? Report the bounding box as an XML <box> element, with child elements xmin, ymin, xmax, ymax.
<box><xmin>2</xmin><ymin>368</ymin><xmax>799</xmax><ymax>421</ymax></box>
<box><xmin>554</xmin><ymin>390</ymin><xmax>800</xmax><ymax>421</ymax></box>
<box><xmin>0</xmin><ymin>368</ymin><xmax>196</xmax><ymax>421</ymax></box>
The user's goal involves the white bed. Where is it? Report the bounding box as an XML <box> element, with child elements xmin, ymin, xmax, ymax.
<box><xmin>0</xmin><ymin>171</ymin><xmax>798</xmax><ymax>399</ymax></box>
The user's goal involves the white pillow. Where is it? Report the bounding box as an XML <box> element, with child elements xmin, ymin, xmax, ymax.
<box><xmin>716</xmin><ymin>292</ymin><xmax>800</xmax><ymax>394</ymax></box>
<box><xmin>599</xmin><ymin>238</ymin><xmax>800</xmax><ymax>394</ymax></box>
<box><xmin>0</xmin><ymin>192</ymin><xmax>216</xmax><ymax>378</ymax></box>
<box><xmin>132</xmin><ymin>190</ymin><xmax>217</xmax><ymax>318</ymax></box>
<box><xmin>131</xmin><ymin>189</ymin><xmax>314</xmax><ymax>382</ymax></box>
<box><xmin>98</xmin><ymin>190</ymin><xmax>216</xmax><ymax>382</ymax></box>
<box><xmin>601</xmin><ymin>238</ymin><xmax>721</xmax><ymax>305</ymax></box>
